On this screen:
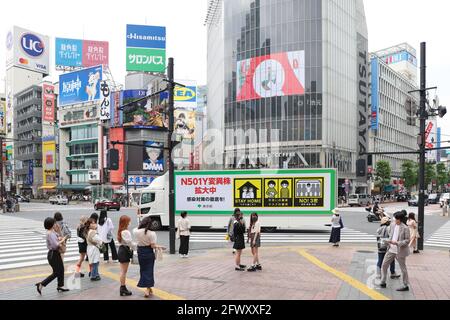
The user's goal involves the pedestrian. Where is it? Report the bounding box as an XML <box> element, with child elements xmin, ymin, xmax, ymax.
<box><xmin>233</xmin><ymin>211</ymin><xmax>247</xmax><ymax>271</ymax></box>
<box><xmin>407</xmin><ymin>213</ymin><xmax>420</xmax><ymax>254</ymax></box>
<box><xmin>90</xmin><ymin>212</ymin><xmax>99</xmax><ymax>223</ymax></box>
<box><xmin>54</xmin><ymin>212</ymin><xmax>71</xmax><ymax>261</ymax></box>
<box><xmin>133</xmin><ymin>216</ymin><xmax>166</xmax><ymax>298</ymax></box>
<box><xmin>98</xmin><ymin>211</ymin><xmax>118</xmax><ymax>263</ymax></box>
<box><xmin>35</xmin><ymin>217</ymin><xmax>70</xmax><ymax>295</ymax></box>
<box><xmin>176</xmin><ymin>211</ymin><xmax>191</xmax><ymax>258</ymax></box>
<box><xmin>329</xmin><ymin>209</ymin><xmax>344</xmax><ymax>247</ymax></box>
<box><xmin>227</xmin><ymin>208</ymin><xmax>241</xmax><ymax>255</ymax></box>
<box><xmin>247</xmin><ymin>212</ymin><xmax>262</xmax><ymax>272</ymax></box>
<box><xmin>442</xmin><ymin>200</ymin><xmax>448</xmax><ymax>217</ymax></box>
<box><xmin>117</xmin><ymin>215</ymin><xmax>136</xmax><ymax>296</ymax></box>
<box><xmin>75</xmin><ymin>216</ymin><xmax>88</xmax><ymax>277</ymax></box>
<box><xmin>376</xmin><ymin>217</ymin><xmax>400</xmax><ymax>280</ymax></box>
<box><xmin>85</xmin><ymin>218</ymin><xmax>103</xmax><ymax>281</ymax></box>
<box><xmin>379</xmin><ymin>212</ymin><xmax>411</xmax><ymax>291</ymax></box>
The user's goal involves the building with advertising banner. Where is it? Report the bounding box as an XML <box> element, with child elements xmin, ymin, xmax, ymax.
<box><xmin>369</xmin><ymin>45</ymin><xmax>420</xmax><ymax>183</ymax></box>
<box><xmin>206</xmin><ymin>0</ymin><xmax>368</xmax><ymax>195</ymax></box>
<box><xmin>5</xmin><ymin>26</ymin><xmax>48</xmax><ymax>192</ymax></box>
<box><xmin>55</xmin><ymin>37</ymin><xmax>109</xmax><ymax>69</ymax></box>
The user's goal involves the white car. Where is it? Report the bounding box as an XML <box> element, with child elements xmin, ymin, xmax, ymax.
<box><xmin>49</xmin><ymin>195</ymin><xmax>69</xmax><ymax>205</ymax></box>
<box><xmin>440</xmin><ymin>193</ymin><xmax>450</xmax><ymax>208</ymax></box>
<box><xmin>348</xmin><ymin>194</ymin><xmax>371</xmax><ymax>207</ymax></box>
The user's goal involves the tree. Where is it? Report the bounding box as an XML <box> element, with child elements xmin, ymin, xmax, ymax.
<box><xmin>436</xmin><ymin>163</ymin><xmax>448</xmax><ymax>192</ymax></box>
<box><xmin>375</xmin><ymin>160</ymin><xmax>392</xmax><ymax>197</ymax></box>
<box><xmin>424</xmin><ymin>163</ymin><xmax>436</xmax><ymax>191</ymax></box>
<box><xmin>401</xmin><ymin>160</ymin><xmax>418</xmax><ymax>191</ymax></box>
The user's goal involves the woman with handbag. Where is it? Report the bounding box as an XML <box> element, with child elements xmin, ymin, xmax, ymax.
<box><xmin>35</xmin><ymin>218</ymin><xmax>70</xmax><ymax>295</ymax></box>
<box><xmin>85</xmin><ymin>218</ymin><xmax>103</xmax><ymax>281</ymax></box>
<box><xmin>246</xmin><ymin>213</ymin><xmax>262</xmax><ymax>272</ymax></box>
<box><xmin>98</xmin><ymin>211</ymin><xmax>119</xmax><ymax>263</ymax></box>
<box><xmin>54</xmin><ymin>212</ymin><xmax>71</xmax><ymax>261</ymax></box>
<box><xmin>133</xmin><ymin>216</ymin><xmax>166</xmax><ymax>298</ymax></box>
<box><xmin>76</xmin><ymin>216</ymin><xmax>88</xmax><ymax>277</ymax></box>
<box><xmin>117</xmin><ymin>215</ymin><xmax>136</xmax><ymax>296</ymax></box>
<box><xmin>329</xmin><ymin>209</ymin><xmax>343</xmax><ymax>247</ymax></box>
<box><xmin>177</xmin><ymin>212</ymin><xmax>191</xmax><ymax>258</ymax></box>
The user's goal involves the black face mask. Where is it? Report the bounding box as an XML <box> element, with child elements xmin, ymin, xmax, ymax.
<box><xmin>251</xmin><ymin>217</ymin><xmax>258</xmax><ymax>222</ymax></box>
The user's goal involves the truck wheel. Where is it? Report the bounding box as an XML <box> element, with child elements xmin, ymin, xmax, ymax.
<box><xmin>150</xmin><ymin>218</ymin><xmax>162</xmax><ymax>231</ymax></box>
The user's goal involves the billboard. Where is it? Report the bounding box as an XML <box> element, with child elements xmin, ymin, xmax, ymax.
<box><xmin>236</xmin><ymin>51</ymin><xmax>305</xmax><ymax>102</ymax></box>
<box><xmin>174</xmin><ymin>109</ymin><xmax>195</xmax><ymax>140</ymax></box>
<box><xmin>143</xmin><ymin>141</ymin><xmax>165</xmax><ymax>173</ymax></box>
<box><xmin>0</xmin><ymin>100</ymin><xmax>5</xmax><ymax>134</ymax></box>
<box><xmin>109</xmin><ymin>128</ymin><xmax>125</xmax><ymax>184</ymax></box>
<box><xmin>6</xmin><ymin>26</ymin><xmax>50</xmax><ymax>75</ymax></box>
<box><xmin>160</xmin><ymin>80</ymin><xmax>198</xmax><ymax>109</ymax></box>
<box><xmin>42</xmin><ymin>84</ymin><xmax>55</xmax><ymax>122</ymax></box>
<box><xmin>55</xmin><ymin>38</ymin><xmax>109</xmax><ymax>68</ymax></box>
<box><xmin>99</xmin><ymin>80</ymin><xmax>111</xmax><ymax>121</ymax></box>
<box><xmin>175</xmin><ymin>169</ymin><xmax>336</xmax><ymax>215</ymax></box>
<box><xmin>42</xmin><ymin>140</ymin><xmax>57</xmax><ymax>187</ymax></box>
<box><xmin>59</xmin><ymin>65</ymin><xmax>103</xmax><ymax>107</ymax></box>
<box><xmin>122</xmin><ymin>90</ymin><xmax>168</xmax><ymax>129</ymax></box>
<box><xmin>126</xmin><ymin>24</ymin><xmax>166</xmax><ymax>72</ymax></box>
<box><xmin>110</xmin><ymin>91</ymin><xmax>123</xmax><ymax>127</ymax></box>
<box><xmin>371</xmin><ymin>58</ymin><xmax>379</xmax><ymax>131</ymax></box>
<box><xmin>426</xmin><ymin>120</ymin><xmax>438</xmax><ymax>161</ymax></box>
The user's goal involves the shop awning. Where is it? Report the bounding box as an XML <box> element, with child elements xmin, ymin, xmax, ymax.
<box><xmin>57</xmin><ymin>184</ymin><xmax>91</xmax><ymax>191</ymax></box>
<box><xmin>38</xmin><ymin>186</ymin><xmax>57</xmax><ymax>190</ymax></box>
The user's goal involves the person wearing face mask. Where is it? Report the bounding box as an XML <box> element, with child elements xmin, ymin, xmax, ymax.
<box><xmin>247</xmin><ymin>213</ymin><xmax>262</xmax><ymax>272</ymax></box>
<box><xmin>233</xmin><ymin>212</ymin><xmax>247</xmax><ymax>271</ymax></box>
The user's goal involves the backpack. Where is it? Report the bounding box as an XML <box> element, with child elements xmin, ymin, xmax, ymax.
<box><xmin>60</xmin><ymin>222</ymin><xmax>72</xmax><ymax>239</ymax></box>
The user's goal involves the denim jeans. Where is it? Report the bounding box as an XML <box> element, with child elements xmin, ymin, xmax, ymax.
<box><xmin>90</xmin><ymin>263</ymin><xmax>100</xmax><ymax>279</ymax></box>
<box><xmin>378</xmin><ymin>252</ymin><xmax>395</xmax><ymax>274</ymax></box>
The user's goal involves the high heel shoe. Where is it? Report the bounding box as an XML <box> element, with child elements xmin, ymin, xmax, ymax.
<box><xmin>35</xmin><ymin>283</ymin><xmax>43</xmax><ymax>295</ymax></box>
<box><xmin>57</xmin><ymin>287</ymin><xmax>70</xmax><ymax>293</ymax></box>
<box><xmin>120</xmin><ymin>286</ymin><xmax>132</xmax><ymax>296</ymax></box>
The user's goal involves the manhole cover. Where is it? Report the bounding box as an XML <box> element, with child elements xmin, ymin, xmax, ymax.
<box><xmin>357</xmin><ymin>250</ymin><xmax>375</xmax><ymax>254</ymax></box>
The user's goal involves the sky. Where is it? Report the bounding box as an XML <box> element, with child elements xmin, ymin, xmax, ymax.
<box><xmin>0</xmin><ymin>0</ymin><xmax>449</xmax><ymax>144</ymax></box>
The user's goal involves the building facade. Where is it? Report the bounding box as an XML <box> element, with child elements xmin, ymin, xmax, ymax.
<box><xmin>206</xmin><ymin>0</ymin><xmax>369</xmax><ymax>195</ymax></box>
<box><xmin>369</xmin><ymin>44</ymin><xmax>420</xmax><ymax>183</ymax></box>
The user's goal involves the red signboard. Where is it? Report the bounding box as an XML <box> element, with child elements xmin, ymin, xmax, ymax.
<box><xmin>82</xmin><ymin>40</ymin><xmax>109</xmax><ymax>67</ymax></box>
<box><xmin>109</xmin><ymin>128</ymin><xmax>125</xmax><ymax>184</ymax></box>
<box><xmin>42</xmin><ymin>84</ymin><xmax>55</xmax><ymax>122</ymax></box>
<box><xmin>236</xmin><ymin>51</ymin><xmax>305</xmax><ymax>102</ymax></box>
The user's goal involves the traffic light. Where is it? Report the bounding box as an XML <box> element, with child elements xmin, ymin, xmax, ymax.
<box><xmin>356</xmin><ymin>159</ymin><xmax>366</xmax><ymax>177</ymax></box>
<box><xmin>107</xmin><ymin>149</ymin><xmax>119</xmax><ymax>171</ymax></box>
<box><xmin>405</xmin><ymin>97</ymin><xmax>417</xmax><ymax>126</ymax></box>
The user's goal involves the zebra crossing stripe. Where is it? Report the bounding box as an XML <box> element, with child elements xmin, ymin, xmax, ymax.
<box><xmin>425</xmin><ymin>221</ymin><xmax>450</xmax><ymax>248</ymax></box>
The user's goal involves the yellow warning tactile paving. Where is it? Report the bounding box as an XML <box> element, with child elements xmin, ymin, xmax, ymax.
<box><xmin>296</xmin><ymin>249</ymin><xmax>390</xmax><ymax>301</ymax></box>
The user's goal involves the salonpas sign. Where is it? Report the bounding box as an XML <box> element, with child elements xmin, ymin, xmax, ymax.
<box><xmin>175</xmin><ymin>169</ymin><xmax>337</xmax><ymax>215</ymax></box>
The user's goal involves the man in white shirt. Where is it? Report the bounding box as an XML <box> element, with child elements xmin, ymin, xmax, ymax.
<box><xmin>379</xmin><ymin>212</ymin><xmax>411</xmax><ymax>291</ymax></box>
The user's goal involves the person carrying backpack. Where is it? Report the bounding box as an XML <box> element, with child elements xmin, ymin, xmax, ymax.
<box><xmin>226</xmin><ymin>208</ymin><xmax>241</xmax><ymax>255</ymax></box>
<box><xmin>376</xmin><ymin>217</ymin><xmax>400</xmax><ymax>280</ymax></box>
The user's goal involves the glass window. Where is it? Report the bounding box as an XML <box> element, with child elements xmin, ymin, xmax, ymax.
<box><xmin>141</xmin><ymin>192</ymin><xmax>156</xmax><ymax>205</ymax></box>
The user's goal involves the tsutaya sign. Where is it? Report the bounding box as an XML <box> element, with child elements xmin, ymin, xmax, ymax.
<box><xmin>175</xmin><ymin>169</ymin><xmax>336</xmax><ymax>215</ymax></box>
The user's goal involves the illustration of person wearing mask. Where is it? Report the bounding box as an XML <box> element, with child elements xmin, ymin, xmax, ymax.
<box><xmin>266</xmin><ymin>181</ymin><xmax>278</xmax><ymax>199</ymax></box>
<box><xmin>143</xmin><ymin>142</ymin><xmax>164</xmax><ymax>172</ymax></box>
<box><xmin>175</xmin><ymin>113</ymin><xmax>194</xmax><ymax>139</ymax></box>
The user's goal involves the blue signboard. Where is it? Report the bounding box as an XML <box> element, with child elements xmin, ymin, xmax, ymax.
<box><xmin>55</xmin><ymin>38</ymin><xmax>83</xmax><ymax>67</ymax></box>
<box><xmin>26</xmin><ymin>160</ymin><xmax>34</xmax><ymax>186</ymax></box>
<box><xmin>126</xmin><ymin>25</ymin><xmax>166</xmax><ymax>49</ymax></box>
<box><xmin>59</xmin><ymin>65</ymin><xmax>103</xmax><ymax>107</ymax></box>
<box><xmin>371</xmin><ymin>58</ymin><xmax>379</xmax><ymax>131</ymax></box>
<box><xmin>437</xmin><ymin>127</ymin><xmax>441</xmax><ymax>162</ymax></box>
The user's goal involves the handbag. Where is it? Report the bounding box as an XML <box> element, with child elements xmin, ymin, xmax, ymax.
<box><xmin>98</xmin><ymin>243</ymin><xmax>107</xmax><ymax>254</ymax></box>
<box><xmin>155</xmin><ymin>248</ymin><xmax>164</xmax><ymax>262</ymax></box>
<box><xmin>59</xmin><ymin>240</ymin><xmax>67</xmax><ymax>254</ymax></box>
<box><xmin>339</xmin><ymin>218</ymin><xmax>344</xmax><ymax>229</ymax></box>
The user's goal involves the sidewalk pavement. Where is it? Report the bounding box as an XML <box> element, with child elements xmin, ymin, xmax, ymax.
<box><xmin>0</xmin><ymin>245</ymin><xmax>449</xmax><ymax>300</ymax></box>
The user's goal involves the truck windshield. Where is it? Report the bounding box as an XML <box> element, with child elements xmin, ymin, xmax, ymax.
<box><xmin>141</xmin><ymin>193</ymin><xmax>156</xmax><ymax>205</ymax></box>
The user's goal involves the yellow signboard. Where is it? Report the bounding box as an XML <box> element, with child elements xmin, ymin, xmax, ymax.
<box><xmin>42</xmin><ymin>140</ymin><xmax>57</xmax><ymax>187</ymax></box>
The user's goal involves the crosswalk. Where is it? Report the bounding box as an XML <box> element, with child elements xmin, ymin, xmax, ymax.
<box><xmin>0</xmin><ymin>215</ymin><xmax>81</xmax><ymax>271</ymax></box>
<box><xmin>189</xmin><ymin>229</ymin><xmax>377</xmax><ymax>244</ymax></box>
<box><xmin>425</xmin><ymin>221</ymin><xmax>450</xmax><ymax>249</ymax></box>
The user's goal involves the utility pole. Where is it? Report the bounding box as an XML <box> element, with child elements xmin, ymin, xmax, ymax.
<box><xmin>168</xmin><ymin>57</ymin><xmax>176</xmax><ymax>255</ymax></box>
<box><xmin>418</xmin><ymin>42</ymin><xmax>427</xmax><ymax>251</ymax></box>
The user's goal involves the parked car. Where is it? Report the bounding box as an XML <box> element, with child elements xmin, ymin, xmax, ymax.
<box><xmin>49</xmin><ymin>195</ymin><xmax>69</xmax><ymax>205</ymax></box>
<box><xmin>440</xmin><ymin>193</ymin><xmax>450</xmax><ymax>208</ymax></box>
<box><xmin>94</xmin><ymin>199</ymin><xmax>121</xmax><ymax>211</ymax></box>
<box><xmin>408</xmin><ymin>195</ymin><xmax>429</xmax><ymax>207</ymax></box>
<box><xmin>396</xmin><ymin>194</ymin><xmax>409</xmax><ymax>202</ymax></box>
<box><xmin>428</xmin><ymin>194</ymin><xmax>439</xmax><ymax>204</ymax></box>
<box><xmin>348</xmin><ymin>194</ymin><xmax>371</xmax><ymax>207</ymax></box>
<box><xmin>14</xmin><ymin>195</ymin><xmax>30</xmax><ymax>203</ymax></box>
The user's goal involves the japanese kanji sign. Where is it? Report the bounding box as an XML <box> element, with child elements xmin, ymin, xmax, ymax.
<box><xmin>126</xmin><ymin>24</ymin><xmax>166</xmax><ymax>73</ymax></box>
<box><xmin>99</xmin><ymin>80</ymin><xmax>111</xmax><ymax>121</ymax></box>
<box><xmin>175</xmin><ymin>169</ymin><xmax>337</xmax><ymax>215</ymax></box>
<box><xmin>55</xmin><ymin>38</ymin><xmax>109</xmax><ymax>69</ymax></box>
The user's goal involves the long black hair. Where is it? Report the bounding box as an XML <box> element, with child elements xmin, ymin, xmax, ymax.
<box><xmin>99</xmin><ymin>211</ymin><xmax>108</xmax><ymax>226</ymax></box>
<box><xmin>138</xmin><ymin>216</ymin><xmax>153</xmax><ymax>234</ymax></box>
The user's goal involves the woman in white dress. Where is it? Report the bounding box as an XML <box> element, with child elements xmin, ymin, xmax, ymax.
<box><xmin>85</xmin><ymin>218</ymin><xmax>103</xmax><ymax>281</ymax></box>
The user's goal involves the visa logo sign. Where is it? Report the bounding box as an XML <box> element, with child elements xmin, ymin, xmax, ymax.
<box><xmin>175</xmin><ymin>86</ymin><xmax>196</xmax><ymax>102</ymax></box>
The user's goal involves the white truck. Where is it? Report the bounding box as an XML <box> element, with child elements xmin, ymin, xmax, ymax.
<box><xmin>134</xmin><ymin>169</ymin><xmax>337</xmax><ymax>231</ymax></box>
<box><xmin>49</xmin><ymin>195</ymin><xmax>69</xmax><ymax>205</ymax></box>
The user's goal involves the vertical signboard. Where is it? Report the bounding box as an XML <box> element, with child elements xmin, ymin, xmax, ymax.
<box><xmin>357</xmin><ymin>33</ymin><xmax>369</xmax><ymax>183</ymax></box>
<box><xmin>110</xmin><ymin>91</ymin><xmax>123</xmax><ymax>127</ymax></box>
<box><xmin>437</xmin><ymin>127</ymin><xmax>441</xmax><ymax>163</ymax></box>
<box><xmin>99</xmin><ymin>80</ymin><xmax>111</xmax><ymax>120</ymax></box>
<box><xmin>42</xmin><ymin>139</ymin><xmax>57</xmax><ymax>187</ymax></box>
<box><xmin>0</xmin><ymin>100</ymin><xmax>5</xmax><ymax>134</ymax></box>
<box><xmin>109</xmin><ymin>128</ymin><xmax>125</xmax><ymax>184</ymax></box>
<box><xmin>370</xmin><ymin>58</ymin><xmax>379</xmax><ymax>131</ymax></box>
<box><xmin>126</xmin><ymin>24</ymin><xmax>166</xmax><ymax>72</ymax></box>
<box><xmin>42</xmin><ymin>84</ymin><xmax>55</xmax><ymax>122</ymax></box>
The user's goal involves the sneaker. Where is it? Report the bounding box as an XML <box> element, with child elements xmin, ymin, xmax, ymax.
<box><xmin>256</xmin><ymin>264</ymin><xmax>262</xmax><ymax>271</ymax></box>
<box><xmin>239</xmin><ymin>265</ymin><xmax>246</xmax><ymax>269</ymax></box>
<box><xmin>396</xmin><ymin>286</ymin><xmax>409</xmax><ymax>292</ymax></box>
<box><xmin>390</xmin><ymin>274</ymin><xmax>401</xmax><ymax>279</ymax></box>
<box><xmin>90</xmin><ymin>276</ymin><xmax>101</xmax><ymax>281</ymax></box>
<box><xmin>235</xmin><ymin>267</ymin><xmax>245</xmax><ymax>271</ymax></box>
<box><xmin>379</xmin><ymin>283</ymin><xmax>387</xmax><ymax>288</ymax></box>
<box><xmin>247</xmin><ymin>266</ymin><xmax>257</xmax><ymax>272</ymax></box>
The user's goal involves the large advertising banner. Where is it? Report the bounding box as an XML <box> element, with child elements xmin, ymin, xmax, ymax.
<box><xmin>109</xmin><ymin>128</ymin><xmax>125</xmax><ymax>184</ymax></box>
<box><xmin>0</xmin><ymin>100</ymin><xmax>5</xmax><ymax>135</ymax></box>
<box><xmin>42</xmin><ymin>140</ymin><xmax>57</xmax><ymax>187</ymax></box>
<box><xmin>6</xmin><ymin>26</ymin><xmax>50</xmax><ymax>75</ymax></box>
<box><xmin>55</xmin><ymin>38</ymin><xmax>109</xmax><ymax>68</ymax></box>
<box><xmin>174</xmin><ymin>109</ymin><xmax>195</xmax><ymax>140</ymax></box>
<box><xmin>175</xmin><ymin>169</ymin><xmax>336</xmax><ymax>215</ymax></box>
<box><xmin>122</xmin><ymin>90</ymin><xmax>167</xmax><ymax>129</ymax></box>
<box><xmin>42</xmin><ymin>84</ymin><xmax>55</xmax><ymax>122</ymax></box>
<box><xmin>110</xmin><ymin>91</ymin><xmax>123</xmax><ymax>127</ymax></box>
<box><xmin>426</xmin><ymin>120</ymin><xmax>438</xmax><ymax>161</ymax></box>
<box><xmin>174</xmin><ymin>81</ymin><xmax>197</xmax><ymax>110</ymax></box>
<box><xmin>236</xmin><ymin>51</ymin><xmax>305</xmax><ymax>102</ymax></box>
<box><xmin>143</xmin><ymin>141</ymin><xmax>165</xmax><ymax>173</ymax></box>
<box><xmin>59</xmin><ymin>65</ymin><xmax>103</xmax><ymax>107</ymax></box>
<box><xmin>126</xmin><ymin>24</ymin><xmax>166</xmax><ymax>72</ymax></box>
<box><xmin>371</xmin><ymin>58</ymin><xmax>379</xmax><ymax>131</ymax></box>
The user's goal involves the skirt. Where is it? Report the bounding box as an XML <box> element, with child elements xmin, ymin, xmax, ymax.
<box><xmin>233</xmin><ymin>235</ymin><xmax>245</xmax><ymax>250</ymax></box>
<box><xmin>329</xmin><ymin>228</ymin><xmax>341</xmax><ymax>243</ymax></box>
<box><xmin>249</xmin><ymin>233</ymin><xmax>261</xmax><ymax>248</ymax></box>
<box><xmin>137</xmin><ymin>246</ymin><xmax>155</xmax><ymax>288</ymax></box>
<box><xmin>118</xmin><ymin>245</ymin><xmax>132</xmax><ymax>263</ymax></box>
<box><xmin>78</xmin><ymin>242</ymin><xmax>87</xmax><ymax>254</ymax></box>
